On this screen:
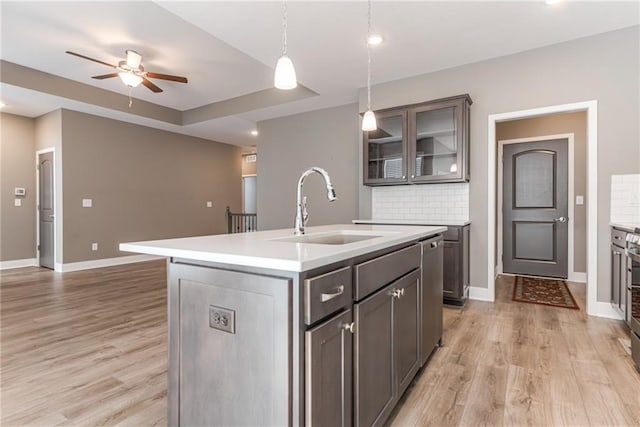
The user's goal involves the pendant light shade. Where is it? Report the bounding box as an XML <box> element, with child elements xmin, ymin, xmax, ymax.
<box><xmin>362</xmin><ymin>0</ymin><xmax>377</xmax><ymax>131</ymax></box>
<box><xmin>362</xmin><ymin>110</ymin><xmax>377</xmax><ymax>131</ymax></box>
<box><xmin>275</xmin><ymin>0</ymin><xmax>297</xmax><ymax>90</ymax></box>
<box><xmin>274</xmin><ymin>55</ymin><xmax>297</xmax><ymax>90</ymax></box>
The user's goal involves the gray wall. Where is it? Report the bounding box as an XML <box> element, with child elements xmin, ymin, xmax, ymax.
<box><xmin>60</xmin><ymin>109</ymin><xmax>242</xmax><ymax>263</ymax></box>
<box><xmin>496</xmin><ymin>111</ymin><xmax>587</xmax><ymax>274</ymax></box>
<box><xmin>0</xmin><ymin>113</ymin><xmax>36</xmax><ymax>261</ymax></box>
<box><xmin>257</xmin><ymin>103</ymin><xmax>359</xmax><ymax>230</ymax></box>
<box><xmin>357</xmin><ymin>26</ymin><xmax>639</xmax><ymax>302</ymax></box>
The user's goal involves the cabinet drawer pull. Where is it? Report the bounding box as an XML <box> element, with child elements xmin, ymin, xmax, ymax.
<box><xmin>342</xmin><ymin>322</ymin><xmax>356</xmax><ymax>334</ymax></box>
<box><xmin>321</xmin><ymin>285</ymin><xmax>344</xmax><ymax>302</ymax></box>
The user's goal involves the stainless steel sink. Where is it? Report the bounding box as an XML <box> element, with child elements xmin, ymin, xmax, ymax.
<box><xmin>273</xmin><ymin>231</ymin><xmax>386</xmax><ymax>245</ymax></box>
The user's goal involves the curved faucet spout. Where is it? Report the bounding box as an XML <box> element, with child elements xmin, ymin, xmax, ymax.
<box><xmin>294</xmin><ymin>167</ymin><xmax>337</xmax><ymax>235</ymax></box>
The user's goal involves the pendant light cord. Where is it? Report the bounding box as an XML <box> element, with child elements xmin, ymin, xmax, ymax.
<box><xmin>367</xmin><ymin>0</ymin><xmax>372</xmax><ymax>110</ymax></box>
<box><xmin>282</xmin><ymin>0</ymin><xmax>288</xmax><ymax>55</ymax></box>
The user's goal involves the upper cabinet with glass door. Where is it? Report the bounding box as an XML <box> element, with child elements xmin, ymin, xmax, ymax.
<box><xmin>363</xmin><ymin>94</ymin><xmax>472</xmax><ymax>186</ymax></box>
<box><xmin>363</xmin><ymin>109</ymin><xmax>408</xmax><ymax>185</ymax></box>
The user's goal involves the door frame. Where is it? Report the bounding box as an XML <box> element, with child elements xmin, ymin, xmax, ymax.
<box><xmin>35</xmin><ymin>148</ymin><xmax>56</xmax><ymax>268</ymax></box>
<box><xmin>497</xmin><ymin>134</ymin><xmax>575</xmax><ymax>280</ymax></box>
<box><xmin>486</xmin><ymin>100</ymin><xmax>613</xmax><ymax>319</ymax></box>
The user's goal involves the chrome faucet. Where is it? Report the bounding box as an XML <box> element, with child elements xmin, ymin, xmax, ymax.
<box><xmin>294</xmin><ymin>167</ymin><xmax>337</xmax><ymax>235</ymax></box>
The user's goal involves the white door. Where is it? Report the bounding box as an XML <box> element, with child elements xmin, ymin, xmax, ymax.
<box><xmin>243</xmin><ymin>176</ymin><xmax>257</xmax><ymax>214</ymax></box>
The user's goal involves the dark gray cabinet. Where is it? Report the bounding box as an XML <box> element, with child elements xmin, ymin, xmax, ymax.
<box><xmin>305</xmin><ymin>309</ymin><xmax>353</xmax><ymax>427</ymax></box>
<box><xmin>363</xmin><ymin>94</ymin><xmax>472</xmax><ymax>186</ymax></box>
<box><xmin>420</xmin><ymin>235</ymin><xmax>443</xmax><ymax>364</ymax></box>
<box><xmin>168</xmin><ymin>236</ymin><xmax>443</xmax><ymax>426</ymax></box>
<box><xmin>611</xmin><ymin>227</ymin><xmax>628</xmax><ymax>317</ymax></box>
<box><xmin>354</xmin><ymin>269</ymin><xmax>420</xmax><ymax>427</ymax></box>
<box><xmin>443</xmin><ymin>225</ymin><xmax>470</xmax><ymax>305</ymax></box>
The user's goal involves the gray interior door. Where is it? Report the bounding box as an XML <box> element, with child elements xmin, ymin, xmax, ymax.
<box><xmin>503</xmin><ymin>139</ymin><xmax>568</xmax><ymax>278</ymax></box>
<box><xmin>38</xmin><ymin>151</ymin><xmax>54</xmax><ymax>269</ymax></box>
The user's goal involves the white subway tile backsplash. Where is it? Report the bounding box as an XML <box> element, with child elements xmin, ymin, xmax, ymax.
<box><xmin>611</xmin><ymin>174</ymin><xmax>640</xmax><ymax>226</ymax></box>
<box><xmin>372</xmin><ymin>183</ymin><xmax>469</xmax><ymax>223</ymax></box>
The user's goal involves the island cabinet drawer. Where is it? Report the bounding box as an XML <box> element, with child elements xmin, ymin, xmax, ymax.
<box><xmin>304</xmin><ymin>266</ymin><xmax>352</xmax><ymax>325</ymax></box>
<box><xmin>354</xmin><ymin>244</ymin><xmax>421</xmax><ymax>301</ymax></box>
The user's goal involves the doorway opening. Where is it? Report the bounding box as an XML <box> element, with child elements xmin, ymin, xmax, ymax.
<box><xmin>486</xmin><ymin>100</ymin><xmax>612</xmax><ymax>318</ymax></box>
<box><xmin>36</xmin><ymin>148</ymin><xmax>55</xmax><ymax>269</ymax></box>
<box><xmin>497</xmin><ymin>134</ymin><xmax>576</xmax><ymax>281</ymax></box>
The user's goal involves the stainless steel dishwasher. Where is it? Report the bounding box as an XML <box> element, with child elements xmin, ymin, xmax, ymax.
<box><xmin>420</xmin><ymin>234</ymin><xmax>444</xmax><ymax>365</ymax></box>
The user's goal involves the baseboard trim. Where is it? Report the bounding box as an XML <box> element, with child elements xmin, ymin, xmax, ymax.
<box><xmin>0</xmin><ymin>258</ymin><xmax>37</xmax><ymax>270</ymax></box>
<box><xmin>469</xmin><ymin>286</ymin><xmax>494</xmax><ymax>302</ymax></box>
<box><xmin>568</xmin><ymin>272</ymin><xmax>587</xmax><ymax>283</ymax></box>
<box><xmin>587</xmin><ymin>301</ymin><xmax>624</xmax><ymax>320</ymax></box>
<box><xmin>58</xmin><ymin>255</ymin><xmax>165</xmax><ymax>272</ymax></box>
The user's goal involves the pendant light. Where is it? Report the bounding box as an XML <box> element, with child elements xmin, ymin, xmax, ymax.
<box><xmin>274</xmin><ymin>0</ymin><xmax>297</xmax><ymax>90</ymax></box>
<box><xmin>362</xmin><ymin>0</ymin><xmax>377</xmax><ymax>131</ymax></box>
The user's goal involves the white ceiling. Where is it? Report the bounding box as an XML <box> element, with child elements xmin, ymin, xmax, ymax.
<box><xmin>1</xmin><ymin>1</ymin><xmax>638</xmax><ymax>146</ymax></box>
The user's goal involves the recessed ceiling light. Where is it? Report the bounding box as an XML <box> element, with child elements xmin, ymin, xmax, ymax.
<box><xmin>367</xmin><ymin>34</ymin><xmax>383</xmax><ymax>46</ymax></box>
<box><xmin>545</xmin><ymin>0</ymin><xmax>561</xmax><ymax>5</ymax></box>
<box><xmin>250</xmin><ymin>130</ymin><xmax>258</xmax><ymax>136</ymax></box>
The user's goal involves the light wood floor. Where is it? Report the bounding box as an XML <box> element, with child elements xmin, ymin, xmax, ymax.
<box><xmin>2</xmin><ymin>263</ymin><xmax>639</xmax><ymax>426</ymax></box>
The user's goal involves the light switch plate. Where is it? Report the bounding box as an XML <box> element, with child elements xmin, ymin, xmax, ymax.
<box><xmin>206</xmin><ymin>201</ymin><xmax>213</xmax><ymax>208</ymax></box>
<box><xmin>14</xmin><ymin>198</ymin><xmax>21</xmax><ymax>207</ymax></box>
<box><xmin>576</xmin><ymin>195</ymin><xmax>584</xmax><ymax>205</ymax></box>
<box><xmin>91</xmin><ymin>243</ymin><xmax>98</xmax><ymax>251</ymax></box>
<box><xmin>82</xmin><ymin>199</ymin><xmax>92</xmax><ymax>208</ymax></box>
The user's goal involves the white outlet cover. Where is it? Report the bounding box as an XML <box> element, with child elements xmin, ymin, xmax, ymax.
<box><xmin>91</xmin><ymin>243</ymin><xmax>98</xmax><ymax>251</ymax></box>
<box><xmin>14</xmin><ymin>198</ymin><xmax>21</xmax><ymax>207</ymax></box>
<box><xmin>576</xmin><ymin>195</ymin><xmax>584</xmax><ymax>205</ymax></box>
<box><xmin>206</xmin><ymin>201</ymin><xmax>213</xmax><ymax>208</ymax></box>
<box><xmin>82</xmin><ymin>199</ymin><xmax>92</xmax><ymax>208</ymax></box>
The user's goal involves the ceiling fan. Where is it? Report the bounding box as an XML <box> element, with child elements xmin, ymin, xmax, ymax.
<box><xmin>65</xmin><ymin>50</ymin><xmax>188</xmax><ymax>93</ymax></box>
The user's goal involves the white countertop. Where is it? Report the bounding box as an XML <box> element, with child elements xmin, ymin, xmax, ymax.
<box><xmin>119</xmin><ymin>224</ymin><xmax>446</xmax><ymax>272</ymax></box>
<box><xmin>353</xmin><ymin>219</ymin><xmax>471</xmax><ymax>227</ymax></box>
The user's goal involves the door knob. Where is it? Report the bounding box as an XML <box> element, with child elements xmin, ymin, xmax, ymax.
<box><xmin>342</xmin><ymin>322</ymin><xmax>355</xmax><ymax>334</ymax></box>
<box><xmin>553</xmin><ymin>216</ymin><xmax>568</xmax><ymax>223</ymax></box>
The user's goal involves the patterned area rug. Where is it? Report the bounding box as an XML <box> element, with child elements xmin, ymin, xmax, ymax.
<box><xmin>512</xmin><ymin>275</ymin><xmax>579</xmax><ymax>310</ymax></box>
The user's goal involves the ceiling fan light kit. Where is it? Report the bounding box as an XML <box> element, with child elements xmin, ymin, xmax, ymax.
<box><xmin>274</xmin><ymin>0</ymin><xmax>297</xmax><ymax>90</ymax></box>
<box><xmin>65</xmin><ymin>50</ymin><xmax>188</xmax><ymax>102</ymax></box>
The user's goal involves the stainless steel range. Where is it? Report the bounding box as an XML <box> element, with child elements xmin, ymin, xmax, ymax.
<box><xmin>625</xmin><ymin>228</ymin><xmax>640</xmax><ymax>370</ymax></box>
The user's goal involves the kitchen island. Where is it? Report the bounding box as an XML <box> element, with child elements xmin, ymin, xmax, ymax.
<box><xmin>120</xmin><ymin>224</ymin><xmax>446</xmax><ymax>427</ymax></box>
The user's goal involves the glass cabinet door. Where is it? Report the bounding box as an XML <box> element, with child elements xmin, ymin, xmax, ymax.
<box><xmin>363</xmin><ymin>110</ymin><xmax>408</xmax><ymax>184</ymax></box>
<box><xmin>409</xmin><ymin>99</ymin><xmax>464</xmax><ymax>182</ymax></box>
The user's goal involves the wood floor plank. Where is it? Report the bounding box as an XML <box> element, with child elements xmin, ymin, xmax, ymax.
<box><xmin>3</xmin><ymin>265</ymin><xmax>640</xmax><ymax>426</ymax></box>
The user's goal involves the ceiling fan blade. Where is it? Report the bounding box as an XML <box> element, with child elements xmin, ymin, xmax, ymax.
<box><xmin>92</xmin><ymin>73</ymin><xmax>119</xmax><ymax>80</ymax></box>
<box><xmin>146</xmin><ymin>72</ymin><xmax>188</xmax><ymax>83</ymax></box>
<box><xmin>66</xmin><ymin>51</ymin><xmax>116</xmax><ymax>68</ymax></box>
<box><xmin>142</xmin><ymin>77</ymin><xmax>163</xmax><ymax>93</ymax></box>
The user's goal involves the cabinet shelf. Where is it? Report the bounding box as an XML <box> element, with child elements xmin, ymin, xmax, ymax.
<box><xmin>416</xmin><ymin>153</ymin><xmax>456</xmax><ymax>158</ymax></box>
